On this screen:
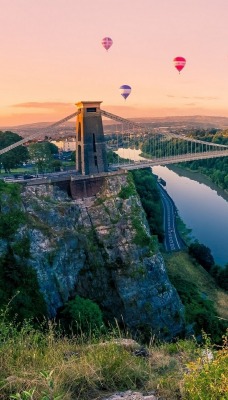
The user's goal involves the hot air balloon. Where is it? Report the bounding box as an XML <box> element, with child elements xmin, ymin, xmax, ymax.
<box><xmin>102</xmin><ymin>37</ymin><xmax>113</xmax><ymax>51</ymax></box>
<box><xmin>119</xmin><ymin>85</ymin><xmax>131</xmax><ymax>100</ymax></box>
<box><xmin>173</xmin><ymin>56</ymin><xmax>186</xmax><ymax>73</ymax></box>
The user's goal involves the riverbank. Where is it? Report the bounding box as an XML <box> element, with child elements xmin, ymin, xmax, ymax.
<box><xmin>152</xmin><ymin>165</ymin><xmax>228</xmax><ymax>266</ymax></box>
<box><xmin>168</xmin><ymin>164</ymin><xmax>228</xmax><ymax>203</ymax></box>
<box><xmin>115</xmin><ymin>149</ymin><xmax>228</xmax><ymax>266</ymax></box>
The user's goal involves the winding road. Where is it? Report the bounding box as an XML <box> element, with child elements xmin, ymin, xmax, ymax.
<box><xmin>158</xmin><ymin>183</ymin><xmax>186</xmax><ymax>252</ymax></box>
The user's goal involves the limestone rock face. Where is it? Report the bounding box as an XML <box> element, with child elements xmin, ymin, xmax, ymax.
<box><xmin>16</xmin><ymin>173</ymin><xmax>184</xmax><ymax>338</ymax></box>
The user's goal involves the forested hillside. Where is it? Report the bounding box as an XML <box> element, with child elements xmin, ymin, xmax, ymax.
<box><xmin>179</xmin><ymin>129</ymin><xmax>228</xmax><ymax>190</ymax></box>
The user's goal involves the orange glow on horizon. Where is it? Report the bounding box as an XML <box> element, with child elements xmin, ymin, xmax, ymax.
<box><xmin>1</xmin><ymin>1</ymin><xmax>228</xmax><ymax>128</ymax></box>
<box><xmin>1</xmin><ymin>104</ymin><xmax>228</xmax><ymax>128</ymax></box>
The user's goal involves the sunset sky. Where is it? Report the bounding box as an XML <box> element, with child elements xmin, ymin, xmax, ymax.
<box><xmin>1</xmin><ymin>0</ymin><xmax>228</xmax><ymax>126</ymax></box>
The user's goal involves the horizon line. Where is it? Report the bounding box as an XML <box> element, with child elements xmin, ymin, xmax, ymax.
<box><xmin>2</xmin><ymin>113</ymin><xmax>228</xmax><ymax>129</ymax></box>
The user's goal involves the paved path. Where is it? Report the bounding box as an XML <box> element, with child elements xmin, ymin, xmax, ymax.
<box><xmin>158</xmin><ymin>183</ymin><xmax>185</xmax><ymax>252</ymax></box>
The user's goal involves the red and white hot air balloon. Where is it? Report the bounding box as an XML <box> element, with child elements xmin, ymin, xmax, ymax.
<box><xmin>101</xmin><ymin>37</ymin><xmax>113</xmax><ymax>51</ymax></box>
<box><xmin>119</xmin><ymin>85</ymin><xmax>131</xmax><ymax>100</ymax></box>
<box><xmin>173</xmin><ymin>56</ymin><xmax>186</xmax><ymax>74</ymax></box>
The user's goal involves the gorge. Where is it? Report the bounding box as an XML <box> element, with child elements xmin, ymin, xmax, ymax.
<box><xmin>0</xmin><ymin>172</ymin><xmax>185</xmax><ymax>339</ymax></box>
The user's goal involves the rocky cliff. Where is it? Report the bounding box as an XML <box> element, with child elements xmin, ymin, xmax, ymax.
<box><xmin>0</xmin><ymin>172</ymin><xmax>185</xmax><ymax>339</ymax></box>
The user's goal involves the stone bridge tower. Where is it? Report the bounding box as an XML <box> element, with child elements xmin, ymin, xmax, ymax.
<box><xmin>75</xmin><ymin>101</ymin><xmax>108</xmax><ymax>175</ymax></box>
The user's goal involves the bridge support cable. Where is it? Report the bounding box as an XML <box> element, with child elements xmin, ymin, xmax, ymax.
<box><xmin>111</xmin><ymin>126</ymin><xmax>228</xmax><ymax>167</ymax></box>
<box><xmin>111</xmin><ymin>150</ymin><xmax>228</xmax><ymax>170</ymax></box>
<box><xmin>101</xmin><ymin>109</ymin><xmax>228</xmax><ymax>151</ymax></box>
<box><xmin>0</xmin><ymin>111</ymin><xmax>80</xmax><ymax>156</ymax></box>
<box><xmin>116</xmin><ymin>124</ymin><xmax>119</xmax><ymax>165</ymax></box>
<box><xmin>101</xmin><ymin>109</ymin><xmax>146</xmax><ymax>131</ymax></box>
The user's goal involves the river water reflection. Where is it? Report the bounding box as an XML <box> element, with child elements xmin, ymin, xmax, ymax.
<box><xmin>115</xmin><ymin>148</ymin><xmax>228</xmax><ymax>266</ymax></box>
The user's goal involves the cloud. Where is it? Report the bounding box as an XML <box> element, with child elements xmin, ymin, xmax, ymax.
<box><xmin>167</xmin><ymin>95</ymin><xmax>218</xmax><ymax>101</ymax></box>
<box><xmin>11</xmin><ymin>102</ymin><xmax>73</xmax><ymax>109</ymax></box>
<box><xmin>194</xmin><ymin>96</ymin><xmax>218</xmax><ymax>100</ymax></box>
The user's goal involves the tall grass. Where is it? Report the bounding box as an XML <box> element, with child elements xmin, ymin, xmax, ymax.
<box><xmin>0</xmin><ymin>316</ymin><xmax>149</xmax><ymax>400</ymax></box>
<box><xmin>1</xmin><ymin>311</ymin><xmax>227</xmax><ymax>400</ymax></box>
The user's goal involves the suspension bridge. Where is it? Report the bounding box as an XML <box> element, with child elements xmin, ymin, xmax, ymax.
<box><xmin>1</xmin><ymin>101</ymin><xmax>227</xmax><ymax>252</ymax></box>
<box><xmin>1</xmin><ymin>101</ymin><xmax>228</xmax><ymax>174</ymax></box>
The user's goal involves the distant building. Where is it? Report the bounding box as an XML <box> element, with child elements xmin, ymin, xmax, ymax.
<box><xmin>51</xmin><ymin>139</ymin><xmax>76</xmax><ymax>152</ymax></box>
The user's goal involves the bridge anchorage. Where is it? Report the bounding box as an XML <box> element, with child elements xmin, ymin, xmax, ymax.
<box><xmin>1</xmin><ymin>100</ymin><xmax>228</xmax><ymax>198</ymax></box>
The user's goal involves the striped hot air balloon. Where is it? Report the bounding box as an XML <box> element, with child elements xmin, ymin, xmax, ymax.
<box><xmin>101</xmin><ymin>37</ymin><xmax>113</xmax><ymax>51</ymax></box>
<box><xmin>119</xmin><ymin>85</ymin><xmax>131</xmax><ymax>100</ymax></box>
<box><xmin>173</xmin><ymin>56</ymin><xmax>186</xmax><ymax>73</ymax></box>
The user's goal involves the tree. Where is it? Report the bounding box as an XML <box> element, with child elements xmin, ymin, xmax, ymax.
<box><xmin>216</xmin><ymin>264</ymin><xmax>228</xmax><ymax>291</ymax></box>
<box><xmin>188</xmin><ymin>242</ymin><xmax>215</xmax><ymax>271</ymax></box>
<box><xmin>71</xmin><ymin>151</ymin><xmax>76</xmax><ymax>162</ymax></box>
<box><xmin>0</xmin><ymin>244</ymin><xmax>46</xmax><ymax>322</ymax></box>
<box><xmin>28</xmin><ymin>142</ymin><xmax>53</xmax><ymax>173</ymax></box>
<box><xmin>0</xmin><ymin>131</ymin><xmax>29</xmax><ymax>173</ymax></box>
<box><xmin>211</xmin><ymin>264</ymin><xmax>228</xmax><ymax>291</ymax></box>
<box><xmin>51</xmin><ymin>159</ymin><xmax>62</xmax><ymax>172</ymax></box>
<box><xmin>46</xmin><ymin>142</ymin><xmax>59</xmax><ymax>154</ymax></box>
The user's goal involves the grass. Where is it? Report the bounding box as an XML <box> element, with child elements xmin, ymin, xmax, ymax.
<box><xmin>0</xmin><ymin>314</ymin><xmax>227</xmax><ymax>400</ymax></box>
<box><xmin>0</xmin><ymin>320</ymin><xmax>149</xmax><ymax>400</ymax></box>
<box><xmin>0</xmin><ymin>161</ymin><xmax>75</xmax><ymax>177</ymax></box>
<box><xmin>164</xmin><ymin>251</ymin><xmax>228</xmax><ymax>322</ymax></box>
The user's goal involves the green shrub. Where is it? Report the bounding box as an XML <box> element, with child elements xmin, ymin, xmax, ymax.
<box><xmin>119</xmin><ymin>174</ymin><xmax>136</xmax><ymax>199</ymax></box>
<box><xmin>188</xmin><ymin>242</ymin><xmax>215</xmax><ymax>272</ymax></box>
<box><xmin>131</xmin><ymin>215</ymin><xmax>151</xmax><ymax>247</ymax></box>
<box><xmin>183</xmin><ymin>333</ymin><xmax>228</xmax><ymax>399</ymax></box>
<box><xmin>61</xmin><ymin>295</ymin><xmax>103</xmax><ymax>334</ymax></box>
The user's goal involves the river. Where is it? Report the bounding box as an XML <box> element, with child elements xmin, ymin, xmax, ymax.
<box><xmin>115</xmin><ymin>148</ymin><xmax>228</xmax><ymax>266</ymax></box>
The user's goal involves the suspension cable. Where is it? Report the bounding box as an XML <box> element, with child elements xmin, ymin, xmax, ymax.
<box><xmin>0</xmin><ymin>111</ymin><xmax>79</xmax><ymax>156</ymax></box>
<box><xmin>101</xmin><ymin>109</ymin><xmax>228</xmax><ymax>149</ymax></box>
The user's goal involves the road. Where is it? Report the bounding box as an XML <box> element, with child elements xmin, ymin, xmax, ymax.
<box><xmin>158</xmin><ymin>183</ymin><xmax>186</xmax><ymax>252</ymax></box>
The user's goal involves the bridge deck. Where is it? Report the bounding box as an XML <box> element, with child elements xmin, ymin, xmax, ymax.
<box><xmin>22</xmin><ymin>169</ymin><xmax>127</xmax><ymax>186</ymax></box>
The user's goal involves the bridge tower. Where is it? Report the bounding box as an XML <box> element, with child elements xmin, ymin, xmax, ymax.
<box><xmin>75</xmin><ymin>101</ymin><xmax>108</xmax><ymax>175</ymax></box>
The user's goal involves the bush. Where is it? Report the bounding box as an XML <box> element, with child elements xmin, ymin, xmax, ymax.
<box><xmin>118</xmin><ymin>174</ymin><xmax>136</xmax><ymax>199</ymax></box>
<box><xmin>211</xmin><ymin>264</ymin><xmax>228</xmax><ymax>291</ymax></box>
<box><xmin>61</xmin><ymin>295</ymin><xmax>103</xmax><ymax>334</ymax></box>
<box><xmin>188</xmin><ymin>242</ymin><xmax>214</xmax><ymax>272</ymax></box>
<box><xmin>183</xmin><ymin>333</ymin><xmax>228</xmax><ymax>399</ymax></box>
